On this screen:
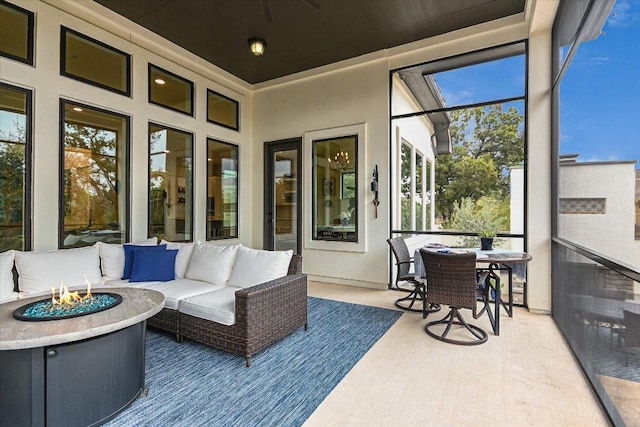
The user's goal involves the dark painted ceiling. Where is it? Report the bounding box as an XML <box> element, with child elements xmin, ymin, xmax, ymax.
<box><xmin>94</xmin><ymin>0</ymin><xmax>526</xmax><ymax>84</ymax></box>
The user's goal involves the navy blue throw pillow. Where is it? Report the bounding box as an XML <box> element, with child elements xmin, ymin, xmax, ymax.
<box><xmin>129</xmin><ymin>249</ymin><xmax>178</xmax><ymax>282</ymax></box>
<box><xmin>122</xmin><ymin>244</ymin><xmax>166</xmax><ymax>279</ymax></box>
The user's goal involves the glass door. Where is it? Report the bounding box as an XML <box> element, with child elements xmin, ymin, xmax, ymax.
<box><xmin>264</xmin><ymin>139</ymin><xmax>301</xmax><ymax>253</ymax></box>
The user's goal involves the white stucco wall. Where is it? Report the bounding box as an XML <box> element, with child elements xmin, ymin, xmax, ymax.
<box><xmin>252</xmin><ymin>60</ymin><xmax>390</xmax><ymax>287</ymax></box>
<box><xmin>559</xmin><ymin>161</ymin><xmax>639</xmax><ymax>267</ymax></box>
<box><xmin>391</xmin><ymin>75</ymin><xmax>437</xmax><ymax>236</ymax></box>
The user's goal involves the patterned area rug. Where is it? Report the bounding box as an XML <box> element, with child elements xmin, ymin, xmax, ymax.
<box><xmin>104</xmin><ymin>297</ymin><xmax>402</xmax><ymax>427</ymax></box>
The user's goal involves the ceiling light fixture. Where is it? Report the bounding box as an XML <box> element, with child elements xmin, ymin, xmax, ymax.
<box><xmin>248</xmin><ymin>38</ymin><xmax>266</xmax><ymax>56</ymax></box>
<box><xmin>154</xmin><ymin>78</ymin><xmax>166</xmax><ymax>85</ymax></box>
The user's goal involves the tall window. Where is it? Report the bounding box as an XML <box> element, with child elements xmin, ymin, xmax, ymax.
<box><xmin>0</xmin><ymin>1</ymin><xmax>34</xmax><ymax>65</ymax></box>
<box><xmin>60</xmin><ymin>100</ymin><xmax>129</xmax><ymax>248</ymax></box>
<box><xmin>0</xmin><ymin>83</ymin><xmax>31</xmax><ymax>251</ymax></box>
<box><xmin>400</xmin><ymin>142</ymin><xmax>412</xmax><ymax>232</ymax></box>
<box><xmin>206</xmin><ymin>139</ymin><xmax>238</xmax><ymax>240</ymax></box>
<box><xmin>415</xmin><ymin>152</ymin><xmax>424</xmax><ymax>231</ymax></box>
<box><xmin>149</xmin><ymin>123</ymin><xmax>193</xmax><ymax>241</ymax></box>
<box><xmin>312</xmin><ymin>135</ymin><xmax>358</xmax><ymax>242</ymax></box>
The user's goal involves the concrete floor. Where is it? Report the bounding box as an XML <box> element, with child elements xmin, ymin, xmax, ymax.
<box><xmin>303</xmin><ymin>281</ymin><xmax>610</xmax><ymax>427</ymax></box>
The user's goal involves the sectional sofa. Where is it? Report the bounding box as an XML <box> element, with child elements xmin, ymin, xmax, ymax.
<box><xmin>0</xmin><ymin>239</ymin><xmax>307</xmax><ymax>366</ymax></box>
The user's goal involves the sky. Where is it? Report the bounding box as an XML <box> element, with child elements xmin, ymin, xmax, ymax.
<box><xmin>432</xmin><ymin>0</ymin><xmax>640</xmax><ymax>168</ymax></box>
<box><xmin>561</xmin><ymin>0</ymin><xmax>640</xmax><ymax>165</ymax></box>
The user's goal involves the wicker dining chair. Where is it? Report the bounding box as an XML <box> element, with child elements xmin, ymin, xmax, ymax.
<box><xmin>387</xmin><ymin>237</ymin><xmax>439</xmax><ymax>318</ymax></box>
<box><xmin>419</xmin><ymin>249</ymin><xmax>489</xmax><ymax>345</ymax></box>
<box><xmin>387</xmin><ymin>237</ymin><xmax>425</xmax><ymax>313</ymax></box>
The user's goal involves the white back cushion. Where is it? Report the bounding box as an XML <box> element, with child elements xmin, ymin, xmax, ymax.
<box><xmin>185</xmin><ymin>243</ymin><xmax>239</xmax><ymax>286</ymax></box>
<box><xmin>96</xmin><ymin>237</ymin><xmax>158</xmax><ymax>279</ymax></box>
<box><xmin>160</xmin><ymin>240</ymin><xmax>196</xmax><ymax>279</ymax></box>
<box><xmin>0</xmin><ymin>250</ymin><xmax>15</xmax><ymax>302</ymax></box>
<box><xmin>228</xmin><ymin>246</ymin><xmax>293</xmax><ymax>288</ymax></box>
<box><xmin>15</xmin><ymin>246</ymin><xmax>102</xmax><ymax>295</ymax></box>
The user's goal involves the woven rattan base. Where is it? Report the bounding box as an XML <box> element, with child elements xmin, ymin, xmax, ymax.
<box><xmin>147</xmin><ymin>308</ymin><xmax>180</xmax><ymax>341</ymax></box>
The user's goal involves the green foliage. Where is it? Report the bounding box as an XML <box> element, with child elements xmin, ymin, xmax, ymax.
<box><xmin>435</xmin><ymin>104</ymin><xmax>524</xmax><ymax>224</ymax></box>
<box><xmin>0</xmin><ymin>118</ymin><xmax>27</xmax><ymax>251</ymax></box>
<box><xmin>63</xmin><ymin>122</ymin><xmax>119</xmax><ymax>231</ymax></box>
<box><xmin>445</xmin><ymin>196</ymin><xmax>509</xmax><ymax>247</ymax></box>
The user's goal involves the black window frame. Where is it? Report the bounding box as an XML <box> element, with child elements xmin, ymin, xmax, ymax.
<box><xmin>0</xmin><ymin>81</ymin><xmax>33</xmax><ymax>251</ymax></box>
<box><xmin>58</xmin><ymin>99</ymin><xmax>131</xmax><ymax>249</ymax></box>
<box><xmin>206</xmin><ymin>89</ymin><xmax>240</xmax><ymax>131</ymax></box>
<box><xmin>60</xmin><ymin>26</ymin><xmax>132</xmax><ymax>97</ymax></box>
<box><xmin>0</xmin><ymin>0</ymin><xmax>35</xmax><ymax>65</ymax></box>
<box><xmin>206</xmin><ymin>138</ymin><xmax>239</xmax><ymax>240</ymax></box>
<box><xmin>147</xmin><ymin>122</ymin><xmax>194</xmax><ymax>242</ymax></box>
<box><xmin>148</xmin><ymin>64</ymin><xmax>195</xmax><ymax>117</ymax></box>
<box><xmin>311</xmin><ymin>134</ymin><xmax>359</xmax><ymax>243</ymax></box>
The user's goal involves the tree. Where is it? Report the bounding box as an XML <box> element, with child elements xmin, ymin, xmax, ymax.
<box><xmin>63</xmin><ymin>122</ymin><xmax>119</xmax><ymax>231</ymax></box>
<box><xmin>435</xmin><ymin>104</ymin><xmax>524</xmax><ymax>223</ymax></box>
<box><xmin>445</xmin><ymin>196</ymin><xmax>509</xmax><ymax>247</ymax></box>
<box><xmin>0</xmin><ymin>119</ymin><xmax>27</xmax><ymax>251</ymax></box>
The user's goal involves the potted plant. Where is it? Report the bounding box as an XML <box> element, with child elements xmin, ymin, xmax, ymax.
<box><xmin>478</xmin><ymin>228</ymin><xmax>496</xmax><ymax>251</ymax></box>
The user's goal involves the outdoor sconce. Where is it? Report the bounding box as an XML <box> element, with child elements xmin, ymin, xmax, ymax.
<box><xmin>248</xmin><ymin>38</ymin><xmax>266</xmax><ymax>56</ymax></box>
<box><xmin>371</xmin><ymin>165</ymin><xmax>380</xmax><ymax>218</ymax></box>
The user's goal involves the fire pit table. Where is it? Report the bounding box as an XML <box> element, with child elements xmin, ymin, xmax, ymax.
<box><xmin>0</xmin><ymin>287</ymin><xmax>165</xmax><ymax>427</ymax></box>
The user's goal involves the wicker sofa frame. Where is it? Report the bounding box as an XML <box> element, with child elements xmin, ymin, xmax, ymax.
<box><xmin>147</xmin><ymin>254</ymin><xmax>307</xmax><ymax>366</ymax></box>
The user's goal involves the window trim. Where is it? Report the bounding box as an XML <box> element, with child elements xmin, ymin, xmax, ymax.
<box><xmin>58</xmin><ymin>99</ymin><xmax>131</xmax><ymax>249</ymax></box>
<box><xmin>206</xmin><ymin>89</ymin><xmax>240</xmax><ymax>131</ymax></box>
<box><xmin>148</xmin><ymin>64</ymin><xmax>195</xmax><ymax>117</ymax></box>
<box><xmin>0</xmin><ymin>0</ymin><xmax>34</xmax><ymax>65</ymax></box>
<box><xmin>60</xmin><ymin>26</ymin><xmax>132</xmax><ymax>97</ymax></box>
<box><xmin>304</xmin><ymin>123</ymin><xmax>366</xmax><ymax>252</ymax></box>
<box><xmin>206</xmin><ymin>138</ymin><xmax>239</xmax><ymax>240</ymax></box>
<box><xmin>0</xmin><ymin>82</ymin><xmax>32</xmax><ymax>250</ymax></box>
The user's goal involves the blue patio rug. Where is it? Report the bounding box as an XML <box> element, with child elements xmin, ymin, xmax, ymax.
<box><xmin>104</xmin><ymin>297</ymin><xmax>402</xmax><ymax>427</ymax></box>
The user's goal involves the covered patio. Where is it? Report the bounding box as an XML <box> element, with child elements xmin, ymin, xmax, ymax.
<box><xmin>1</xmin><ymin>0</ymin><xmax>639</xmax><ymax>425</ymax></box>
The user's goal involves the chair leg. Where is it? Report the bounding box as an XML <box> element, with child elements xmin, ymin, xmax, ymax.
<box><xmin>395</xmin><ymin>284</ymin><xmax>425</xmax><ymax>312</ymax></box>
<box><xmin>425</xmin><ymin>308</ymin><xmax>488</xmax><ymax>345</ymax></box>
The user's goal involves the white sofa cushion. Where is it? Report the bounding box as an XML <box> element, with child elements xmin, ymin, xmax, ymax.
<box><xmin>179</xmin><ymin>286</ymin><xmax>241</xmax><ymax>326</ymax></box>
<box><xmin>98</xmin><ymin>278</ymin><xmax>158</xmax><ymax>289</ymax></box>
<box><xmin>15</xmin><ymin>246</ymin><xmax>102</xmax><ymax>295</ymax></box>
<box><xmin>185</xmin><ymin>242</ymin><xmax>239</xmax><ymax>286</ymax></box>
<box><xmin>228</xmin><ymin>246</ymin><xmax>293</xmax><ymax>289</ymax></box>
<box><xmin>160</xmin><ymin>240</ymin><xmax>196</xmax><ymax>279</ymax></box>
<box><xmin>0</xmin><ymin>250</ymin><xmax>16</xmax><ymax>302</ymax></box>
<box><xmin>140</xmin><ymin>278</ymin><xmax>225</xmax><ymax>310</ymax></box>
<box><xmin>96</xmin><ymin>237</ymin><xmax>158</xmax><ymax>279</ymax></box>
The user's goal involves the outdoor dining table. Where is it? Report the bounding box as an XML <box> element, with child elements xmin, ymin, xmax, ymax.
<box><xmin>414</xmin><ymin>246</ymin><xmax>532</xmax><ymax>336</ymax></box>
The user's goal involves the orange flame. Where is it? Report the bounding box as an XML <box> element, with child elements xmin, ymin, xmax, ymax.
<box><xmin>50</xmin><ymin>277</ymin><xmax>93</xmax><ymax>307</ymax></box>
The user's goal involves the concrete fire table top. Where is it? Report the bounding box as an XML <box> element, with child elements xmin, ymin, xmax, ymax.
<box><xmin>0</xmin><ymin>288</ymin><xmax>165</xmax><ymax>350</ymax></box>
